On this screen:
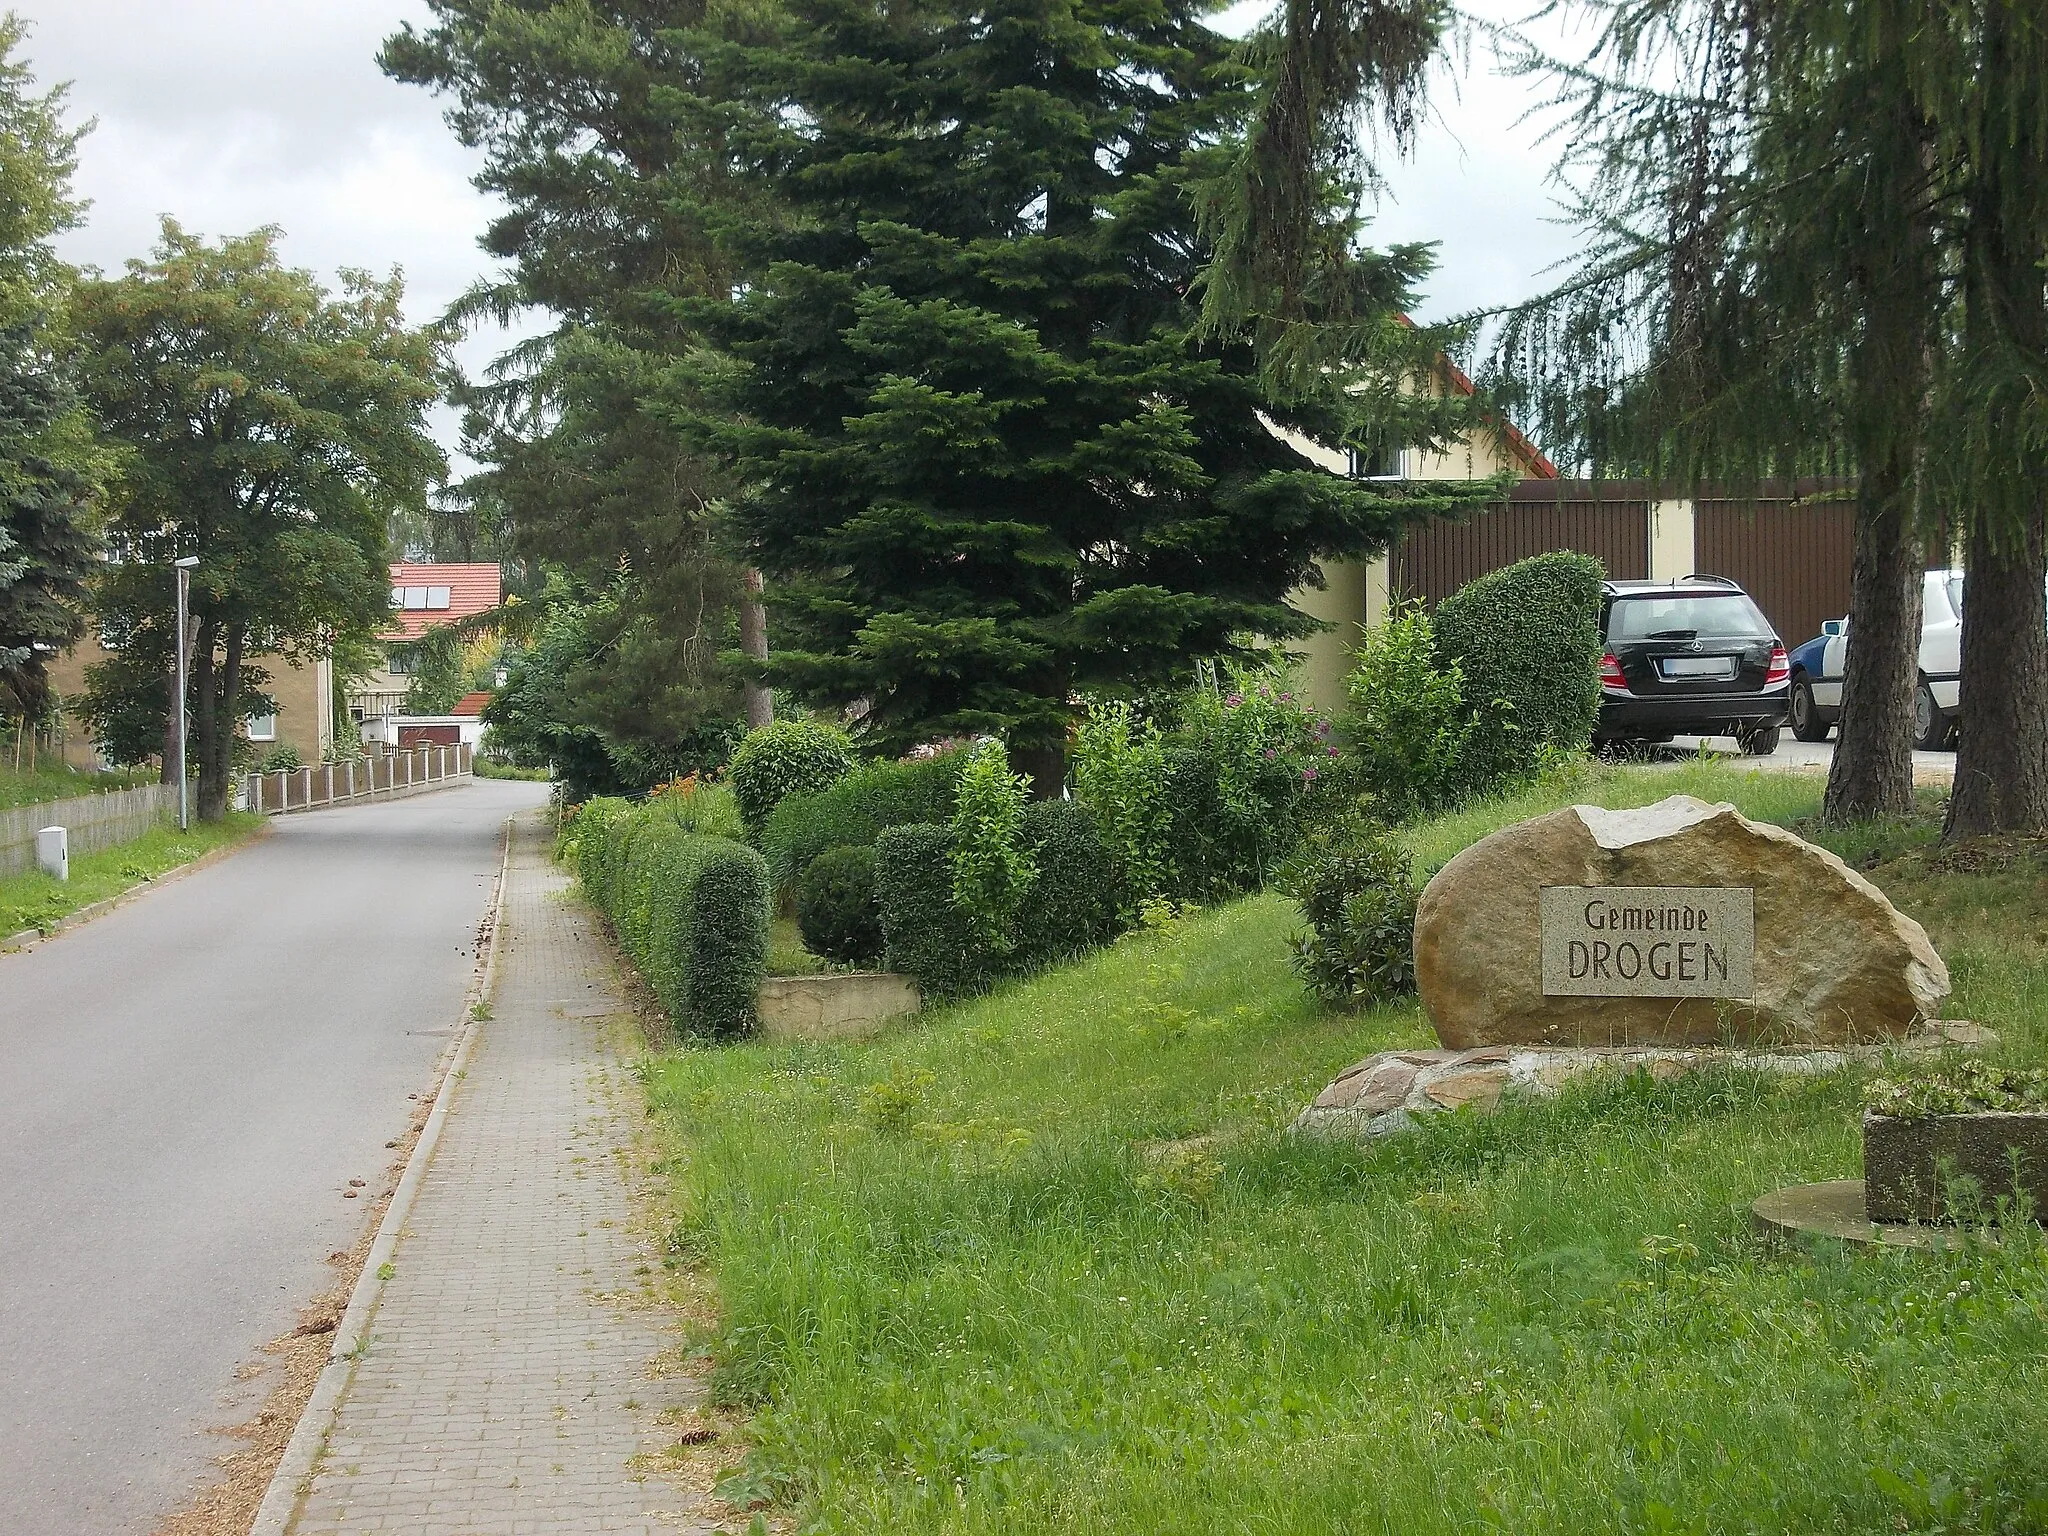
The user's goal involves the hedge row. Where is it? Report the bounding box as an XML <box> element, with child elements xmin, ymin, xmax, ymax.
<box><xmin>874</xmin><ymin>800</ymin><xmax>1123</xmax><ymax>999</ymax></box>
<box><xmin>759</xmin><ymin>750</ymin><xmax>965</xmax><ymax>889</ymax></box>
<box><xmin>567</xmin><ymin>796</ymin><xmax>770</xmax><ymax>1038</ymax></box>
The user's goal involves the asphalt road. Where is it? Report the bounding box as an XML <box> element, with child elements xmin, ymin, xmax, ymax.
<box><xmin>1665</xmin><ymin>732</ymin><xmax>1956</xmax><ymax>779</ymax></box>
<box><xmin>0</xmin><ymin>776</ymin><xmax>550</xmax><ymax>1533</ymax></box>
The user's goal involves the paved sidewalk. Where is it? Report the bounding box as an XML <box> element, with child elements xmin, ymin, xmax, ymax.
<box><xmin>292</xmin><ymin>813</ymin><xmax>710</xmax><ymax>1534</ymax></box>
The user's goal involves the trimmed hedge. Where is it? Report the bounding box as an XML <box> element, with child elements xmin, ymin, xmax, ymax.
<box><xmin>875</xmin><ymin>801</ymin><xmax>1123</xmax><ymax>998</ymax></box>
<box><xmin>796</xmin><ymin>844</ymin><xmax>885</xmax><ymax>967</ymax></box>
<box><xmin>1432</xmin><ymin>550</ymin><xmax>1605</xmax><ymax>788</ymax></box>
<box><xmin>759</xmin><ymin>750</ymin><xmax>965</xmax><ymax>889</ymax></box>
<box><xmin>727</xmin><ymin>718</ymin><xmax>855</xmax><ymax>838</ymax></box>
<box><xmin>572</xmin><ymin>799</ymin><xmax>769</xmax><ymax>1038</ymax></box>
<box><xmin>875</xmin><ymin>824</ymin><xmax>983</xmax><ymax>1000</ymax></box>
<box><xmin>1015</xmin><ymin>800</ymin><xmax>1123</xmax><ymax>962</ymax></box>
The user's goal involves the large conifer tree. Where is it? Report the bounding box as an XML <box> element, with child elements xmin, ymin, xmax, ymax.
<box><xmin>681</xmin><ymin>0</ymin><xmax>1493</xmax><ymax>780</ymax></box>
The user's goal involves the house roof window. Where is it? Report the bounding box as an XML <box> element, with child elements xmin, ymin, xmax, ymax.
<box><xmin>391</xmin><ymin>585</ymin><xmax>453</xmax><ymax>611</ymax></box>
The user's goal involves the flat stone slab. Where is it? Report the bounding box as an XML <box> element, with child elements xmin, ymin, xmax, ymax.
<box><xmin>1752</xmin><ymin>1180</ymin><xmax>1949</xmax><ymax>1250</ymax></box>
<box><xmin>1294</xmin><ymin>1022</ymin><xmax>1992</xmax><ymax>1139</ymax></box>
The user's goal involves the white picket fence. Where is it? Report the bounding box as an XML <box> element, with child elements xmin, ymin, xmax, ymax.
<box><xmin>0</xmin><ymin>783</ymin><xmax>175</xmax><ymax>878</ymax></box>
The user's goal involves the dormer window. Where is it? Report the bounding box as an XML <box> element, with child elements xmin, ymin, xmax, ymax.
<box><xmin>390</xmin><ymin>585</ymin><xmax>452</xmax><ymax>610</ymax></box>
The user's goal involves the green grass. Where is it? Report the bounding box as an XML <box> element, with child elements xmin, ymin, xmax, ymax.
<box><xmin>644</xmin><ymin>762</ymin><xmax>2048</xmax><ymax>1532</ymax></box>
<box><xmin>473</xmin><ymin>759</ymin><xmax>555</xmax><ymax>782</ymax></box>
<box><xmin>0</xmin><ymin>812</ymin><xmax>265</xmax><ymax>938</ymax></box>
<box><xmin>0</xmin><ymin>761</ymin><xmax>157</xmax><ymax>811</ymax></box>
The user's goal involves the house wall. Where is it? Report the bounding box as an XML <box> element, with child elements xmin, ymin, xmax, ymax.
<box><xmin>38</xmin><ymin>627</ymin><xmax>333</xmax><ymax>770</ymax></box>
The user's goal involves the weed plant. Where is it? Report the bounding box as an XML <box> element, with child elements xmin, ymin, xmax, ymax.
<box><xmin>646</xmin><ymin>761</ymin><xmax>2048</xmax><ymax>1532</ymax></box>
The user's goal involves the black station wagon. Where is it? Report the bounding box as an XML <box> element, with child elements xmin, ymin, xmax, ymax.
<box><xmin>1595</xmin><ymin>577</ymin><xmax>1791</xmax><ymax>755</ymax></box>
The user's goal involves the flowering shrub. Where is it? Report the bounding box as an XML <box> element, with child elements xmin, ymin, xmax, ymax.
<box><xmin>1171</xmin><ymin>667</ymin><xmax>1336</xmax><ymax>892</ymax></box>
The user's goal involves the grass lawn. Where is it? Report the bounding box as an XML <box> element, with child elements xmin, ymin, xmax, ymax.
<box><xmin>0</xmin><ymin>811</ymin><xmax>266</xmax><ymax>939</ymax></box>
<box><xmin>644</xmin><ymin>760</ymin><xmax>2048</xmax><ymax>1533</ymax></box>
<box><xmin>0</xmin><ymin>760</ymin><xmax>157</xmax><ymax>811</ymax></box>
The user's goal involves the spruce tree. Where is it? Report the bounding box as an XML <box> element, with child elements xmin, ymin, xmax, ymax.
<box><xmin>679</xmin><ymin>0</ymin><xmax>1497</xmax><ymax>783</ymax></box>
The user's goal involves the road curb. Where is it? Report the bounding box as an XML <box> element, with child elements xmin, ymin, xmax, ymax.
<box><xmin>0</xmin><ymin>818</ymin><xmax>274</xmax><ymax>953</ymax></box>
<box><xmin>247</xmin><ymin>810</ymin><xmax>521</xmax><ymax>1536</ymax></box>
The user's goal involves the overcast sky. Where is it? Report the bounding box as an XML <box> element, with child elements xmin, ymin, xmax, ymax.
<box><xmin>13</xmin><ymin>0</ymin><xmax>1585</xmax><ymax>466</ymax></box>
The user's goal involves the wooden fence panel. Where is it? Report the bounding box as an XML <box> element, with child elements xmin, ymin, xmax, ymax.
<box><xmin>1695</xmin><ymin>498</ymin><xmax>1856</xmax><ymax>647</ymax></box>
<box><xmin>1395</xmin><ymin>490</ymin><xmax>1651</xmax><ymax>606</ymax></box>
<box><xmin>0</xmin><ymin>784</ymin><xmax>174</xmax><ymax>878</ymax></box>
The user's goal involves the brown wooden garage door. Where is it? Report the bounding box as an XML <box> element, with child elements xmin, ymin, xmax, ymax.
<box><xmin>1694</xmin><ymin>497</ymin><xmax>1855</xmax><ymax>647</ymax></box>
<box><xmin>1394</xmin><ymin>485</ymin><xmax>1651</xmax><ymax>606</ymax></box>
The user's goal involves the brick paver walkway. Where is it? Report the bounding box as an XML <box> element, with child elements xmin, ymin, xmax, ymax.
<box><xmin>293</xmin><ymin>813</ymin><xmax>710</xmax><ymax>1535</ymax></box>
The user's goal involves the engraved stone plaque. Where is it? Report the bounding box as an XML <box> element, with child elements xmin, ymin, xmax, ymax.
<box><xmin>1539</xmin><ymin>885</ymin><xmax>1754</xmax><ymax>999</ymax></box>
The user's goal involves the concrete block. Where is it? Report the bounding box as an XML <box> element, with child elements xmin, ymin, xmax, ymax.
<box><xmin>758</xmin><ymin>971</ymin><xmax>920</xmax><ymax>1042</ymax></box>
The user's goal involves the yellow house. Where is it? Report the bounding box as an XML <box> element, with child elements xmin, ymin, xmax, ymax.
<box><xmin>1278</xmin><ymin>353</ymin><xmax>1558</xmax><ymax>711</ymax></box>
<box><xmin>42</xmin><ymin>633</ymin><xmax>333</xmax><ymax>771</ymax></box>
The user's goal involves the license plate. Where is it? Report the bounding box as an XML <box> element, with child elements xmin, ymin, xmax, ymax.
<box><xmin>1660</xmin><ymin>656</ymin><xmax>1737</xmax><ymax>679</ymax></box>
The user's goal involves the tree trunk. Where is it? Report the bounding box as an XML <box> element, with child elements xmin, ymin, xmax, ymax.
<box><xmin>189</xmin><ymin>615</ymin><xmax>219</xmax><ymax>817</ymax></box>
<box><xmin>740</xmin><ymin>568</ymin><xmax>773</xmax><ymax>730</ymax></box>
<box><xmin>1943</xmin><ymin>1</ymin><xmax>2048</xmax><ymax>841</ymax></box>
<box><xmin>197</xmin><ymin>624</ymin><xmax>245</xmax><ymax>821</ymax></box>
<box><xmin>1946</xmin><ymin>513</ymin><xmax>2048</xmax><ymax>838</ymax></box>
<box><xmin>1824</xmin><ymin>468</ymin><xmax>1922</xmax><ymax>824</ymax></box>
<box><xmin>1010</xmin><ymin>738</ymin><xmax>1066</xmax><ymax>800</ymax></box>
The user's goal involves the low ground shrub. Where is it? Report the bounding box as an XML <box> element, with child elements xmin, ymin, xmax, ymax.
<box><xmin>728</xmin><ymin>718</ymin><xmax>855</xmax><ymax>837</ymax></box>
<box><xmin>759</xmin><ymin>750</ymin><xmax>964</xmax><ymax>889</ymax></box>
<box><xmin>796</xmin><ymin>844</ymin><xmax>884</xmax><ymax>967</ymax></box>
<box><xmin>572</xmin><ymin>798</ymin><xmax>769</xmax><ymax>1037</ymax></box>
<box><xmin>1282</xmin><ymin>814</ymin><xmax>1420</xmax><ymax>1007</ymax></box>
<box><xmin>1432</xmin><ymin>550</ymin><xmax>1603</xmax><ymax>790</ymax></box>
<box><xmin>256</xmin><ymin>743</ymin><xmax>303</xmax><ymax>774</ymax></box>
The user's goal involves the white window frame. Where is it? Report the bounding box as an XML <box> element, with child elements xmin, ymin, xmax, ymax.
<box><xmin>246</xmin><ymin>713</ymin><xmax>278</xmax><ymax>742</ymax></box>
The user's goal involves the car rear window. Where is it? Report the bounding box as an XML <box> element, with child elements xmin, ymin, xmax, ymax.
<box><xmin>1607</xmin><ymin>593</ymin><xmax>1772</xmax><ymax>642</ymax></box>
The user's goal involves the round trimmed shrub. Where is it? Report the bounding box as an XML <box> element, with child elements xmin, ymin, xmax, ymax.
<box><xmin>796</xmin><ymin>844</ymin><xmax>885</xmax><ymax>966</ymax></box>
<box><xmin>1432</xmin><ymin>550</ymin><xmax>1604</xmax><ymax>791</ymax></box>
<box><xmin>727</xmin><ymin>718</ymin><xmax>855</xmax><ymax>837</ymax></box>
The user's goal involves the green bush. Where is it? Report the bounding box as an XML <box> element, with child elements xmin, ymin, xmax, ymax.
<box><xmin>564</xmin><ymin>795</ymin><xmax>633</xmax><ymax>891</ymax></box>
<box><xmin>256</xmin><ymin>743</ymin><xmax>303</xmax><ymax>774</ymax></box>
<box><xmin>1432</xmin><ymin>550</ymin><xmax>1604</xmax><ymax>790</ymax></box>
<box><xmin>1014</xmin><ymin>800</ymin><xmax>1123</xmax><ymax>964</ymax></box>
<box><xmin>1281</xmin><ymin>815</ymin><xmax>1419</xmax><ymax>1009</ymax></box>
<box><xmin>948</xmin><ymin>743</ymin><xmax>1037</xmax><ymax>955</ymax></box>
<box><xmin>796</xmin><ymin>844</ymin><xmax>885</xmax><ymax>967</ymax></box>
<box><xmin>759</xmin><ymin>750</ymin><xmax>964</xmax><ymax>889</ymax></box>
<box><xmin>875</xmin><ymin>823</ymin><xmax>984</xmax><ymax>1000</ymax></box>
<box><xmin>727</xmin><ymin>718</ymin><xmax>855</xmax><ymax>837</ymax></box>
<box><xmin>574</xmin><ymin>800</ymin><xmax>770</xmax><ymax>1037</ymax></box>
<box><xmin>1071</xmin><ymin>700</ymin><xmax>1174</xmax><ymax>915</ymax></box>
<box><xmin>1340</xmin><ymin>600</ymin><xmax>1475</xmax><ymax>821</ymax></box>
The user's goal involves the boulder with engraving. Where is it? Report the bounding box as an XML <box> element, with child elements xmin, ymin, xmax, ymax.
<box><xmin>1414</xmin><ymin>795</ymin><xmax>1948</xmax><ymax>1049</ymax></box>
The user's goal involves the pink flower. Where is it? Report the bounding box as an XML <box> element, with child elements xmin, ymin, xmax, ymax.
<box><xmin>1263</xmin><ymin>748</ymin><xmax>1277</xmax><ymax>760</ymax></box>
<box><xmin>1279</xmin><ymin>692</ymin><xmax>1292</xmax><ymax>702</ymax></box>
<box><xmin>1225</xmin><ymin>693</ymin><xmax>1242</xmax><ymax>707</ymax></box>
<box><xmin>1301</xmin><ymin>766</ymin><xmax>1319</xmax><ymax>782</ymax></box>
<box><xmin>1326</xmin><ymin>745</ymin><xmax>1339</xmax><ymax>756</ymax></box>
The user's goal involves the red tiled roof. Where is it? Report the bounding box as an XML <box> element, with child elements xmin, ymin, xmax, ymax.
<box><xmin>1395</xmin><ymin>314</ymin><xmax>1560</xmax><ymax>480</ymax></box>
<box><xmin>385</xmin><ymin>563</ymin><xmax>503</xmax><ymax>639</ymax></box>
<box><xmin>450</xmin><ymin>691</ymin><xmax>493</xmax><ymax>718</ymax></box>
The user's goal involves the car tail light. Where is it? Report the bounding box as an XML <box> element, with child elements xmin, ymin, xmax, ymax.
<box><xmin>1765</xmin><ymin>645</ymin><xmax>1790</xmax><ymax>685</ymax></box>
<box><xmin>1599</xmin><ymin>652</ymin><xmax>1628</xmax><ymax>690</ymax></box>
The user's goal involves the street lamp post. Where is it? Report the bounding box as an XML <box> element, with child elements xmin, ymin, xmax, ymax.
<box><xmin>173</xmin><ymin>556</ymin><xmax>199</xmax><ymax>830</ymax></box>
